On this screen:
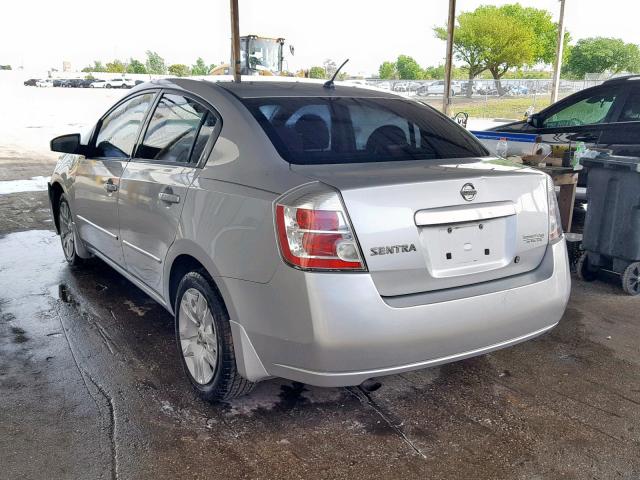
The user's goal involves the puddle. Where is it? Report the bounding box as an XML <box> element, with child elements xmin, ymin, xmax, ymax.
<box><xmin>0</xmin><ymin>176</ymin><xmax>49</xmax><ymax>195</ymax></box>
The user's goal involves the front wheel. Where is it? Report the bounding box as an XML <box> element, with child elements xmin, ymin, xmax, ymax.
<box><xmin>58</xmin><ymin>195</ymin><xmax>83</xmax><ymax>266</ymax></box>
<box><xmin>175</xmin><ymin>271</ymin><xmax>254</xmax><ymax>402</ymax></box>
<box><xmin>622</xmin><ymin>262</ymin><xmax>640</xmax><ymax>296</ymax></box>
<box><xmin>106</xmin><ymin>84</ymin><xmax>112</xmax><ymax>89</ymax></box>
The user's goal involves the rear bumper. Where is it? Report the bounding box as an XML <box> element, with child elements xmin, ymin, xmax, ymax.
<box><xmin>226</xmin><ymin>239</ymin><xmax>570</xmax><ymax>387</ymax></box>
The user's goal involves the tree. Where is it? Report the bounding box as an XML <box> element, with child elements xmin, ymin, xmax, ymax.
<box><xmin>145</xmin><ymin>51</ymin><xmax>166</xmax><ymax>75</ymax></box>
<box><xmin>323</xmin><ymin>59</ymin><xmax>337</xmax><ymax>78</ymax></box>
<box><xmin>435</xmin><ymin>4</ymin><xmax>565</xmax><ymax>96</ymax></box>
<box><xmin>191</xmin><ymin>57</ymin><xmax>209</xmax><ymax>76</ymax></box>
<box><xmin>309</xmin><ymin>66</ymin><xmax>326</xmax><ymax>79</ymax></box>
<box><xmin>378</xmin><ymin>61</ymin><xmax>397</xmax><ymax>79</ymax></box>
<box><xmin>168</xmin><ymin>64</ymin><xmax>191</xmax><ymax>77</ymax></box>
<box><xmin>127</xmin><ymin>58</ymin><xmax>147</xmax><ymax>74</ymax></box>
<box><xmin>435</xmin><ymin>11</ymin><xmax>489</xmax><ymax>97</ymax></box>
<box><xmin>499</xmin><ymin>4</ymin><xmax>569</xmax><ymax>65</ymax></box>
<box><xmin>106</xmin><ymin>59</ymin><xmax>126</xmax><ymax>73</ymax></box>
<box><xmin>82</xmin><ymin>60</ymin><xmax>106</xmax><ymax>73</ymax></box>
<box><xmin>479</xmin><ymin>7</ymin><xmax>535</xmax><ymax>93</ymax></box>
<box><xmin>566</xmin><ymin>37</ymin><xmax>640</xmax><ymax>78</ymax></box>
<box><xmin>396</xmin><ymin>55</ymin><xmax>423</xmax><ymax>79</ymax></box>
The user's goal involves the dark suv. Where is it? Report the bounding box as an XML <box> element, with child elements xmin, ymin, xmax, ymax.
<box><xmin>490</xmin><ymin>76</ymin><xmax>640</xmax><ymax>160</ymax></box>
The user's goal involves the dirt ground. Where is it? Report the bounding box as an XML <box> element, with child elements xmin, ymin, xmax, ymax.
<box><xmin>1</xmin><ymin>83</ymin><xmax>639</xmax><ymax>480</ymax></box>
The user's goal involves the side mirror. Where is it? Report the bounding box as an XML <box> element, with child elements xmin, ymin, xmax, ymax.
<box><xmin>289</xmin><ymin>44</ymin><xmax>295</xmax><ymax>56</ymax></box>
<box><xmin>50</xmin><ymin>133</ymin><xmax>85</xmax><ymax>155</ymax></box>
<box><xmin>528</xmin><ymin>113</ymin><xmax>543</xmax><ymax>129</ymax></box>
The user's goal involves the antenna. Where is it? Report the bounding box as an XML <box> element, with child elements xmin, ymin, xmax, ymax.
<box><xmin>323</xmin><ymin>59</ymin><xmax>349</xmax><ymax>89</ymax></box>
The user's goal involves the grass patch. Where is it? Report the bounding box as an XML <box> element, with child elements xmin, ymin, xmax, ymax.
<box><xmin>422</xmin><ymin>96</ymin><xmax>553</xmax><ymax>120</ymax></box>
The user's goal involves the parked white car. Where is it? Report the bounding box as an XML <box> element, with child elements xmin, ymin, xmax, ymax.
<box><xmin>36</xmin><ymin>79</ymin><xmax>53</xmax><ymax>88</ymax></box>
<box><xmin>427</xmin><ymin>80</ymin><xmax>462</xmax><ymax>96</ymax></box>
<box><xmin>90</xmin><ymin>78</ymin><xmax>135</xmax><ymax>89</ymax></box>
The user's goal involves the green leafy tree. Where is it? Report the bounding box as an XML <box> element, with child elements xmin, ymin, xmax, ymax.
<box><xmin>168</xmin><ymin>64</ymin><xmax>191</xmax><ymax>77</ymax></box>
<box><xmin>323</xmin><ymin>59</ymin><xmax>337</xmax><ymax>78</ymax></box>
<box><xmin>82</xmin><ymin>60</ymin><xmax>106</xmax><ymax>73</ymax></box>
<box><xmin>378</xmin><ymin>61</ymin><xmax>397</xmax><ymax>79</ymax></box>
<box><xmin>106</xmin><ymin>59</ymin><xmax>126</xmax><ymax>73</ymax></box>
<box><xmin>499</xmin><ymin>4</ymin><xmax>569</xmax><ymax>65</ymax></box>
<box><xmin>435</xmin><ymin>12</ymin><xmax>488</xmax><ymax>96</ymax></box>
<box><xmin>191</xmin><ymin>57</ymin><xmax>209</xmax><ymax>76</ymax></box>
<box><xmin>127</xmin><ymin>58</ymin><xmax>147</xmax><ymax>74</ymax></box>
<box><xmin>422</xmin><ymin>64</ymin><xmax>444</xmax><ymax>80</ymax></box>
<box><xmin>566</xmin><ymin>37</ymin><xmax>640</xmax><ymax>78</ymax></box>
<box><xmin>480</xmin><ymin>7</ymin><xmax>535</xmax><ymax>93</ymax></box>
<box><xmin>145</xmin><ymin>50</ymin><xmax>167</xmax><ymax>75</ymax></box>
<box><xmin>396</xmin><ymin>55</ymin><xmax>423</xmax><ymax>80</ymax></box>
<box><xmin>435</xmin><ymin>4</ymin><xmax>564</xmax><ymax>96</ymax></box>
<box><xmin>309</xmin><ymin>66</ymin><xmax>326</xmax><ymax>79</ymax></box>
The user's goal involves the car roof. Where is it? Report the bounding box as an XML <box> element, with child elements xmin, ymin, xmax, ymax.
<box><xmin>602</xmin><ymin>75</ymin><xmax>640</xmax><ymax>85</ymax></box>
<box><xmin>214</xmin><ymin>79</ymin><xmax>401</xmax><ymax>99</ymax></box>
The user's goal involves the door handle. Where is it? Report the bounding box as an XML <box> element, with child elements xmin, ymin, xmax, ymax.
<box><xmin>104</xmin><ymin>180</ymin><xmax>118</xmax><ymax>192</ymax></box>
<box><xmin>158</xmin><ymin>191</ymin><xmax>180</xmax><ymax>204</ymax></box>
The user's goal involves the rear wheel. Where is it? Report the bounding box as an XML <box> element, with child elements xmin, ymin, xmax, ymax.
<box><xmin>106</xmin><ymin>84</ymin><xmax>112</xmax><ymax>89</ymax></box>
<box><xmin>58</xmin><ymin>195</ymin><xmax>83</xmax><ymax>266</ymax></box>
<box><xmin>175</xmin><ymin>271</ymin><xmax>254</xmax><ymax>401</ymax></box>
<box><xmin>622</xmin><ymin>262</ymin><xmax>640</xmax><ymax>296</ymax></box>
<box><xmin>576</xmin><ymin>252</ymin><xmax>598</xmax><ymax>282</ymax></box>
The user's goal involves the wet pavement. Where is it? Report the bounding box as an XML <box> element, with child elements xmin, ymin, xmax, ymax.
<box><xmin>1</xmin><ymin>162</ymin><xmax>640</xmax><ymax>479</ymax></box>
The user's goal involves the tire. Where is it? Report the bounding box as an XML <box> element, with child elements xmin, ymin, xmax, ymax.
<box><xmin>621</xmin><ymin>262</ymin><xmax>640</xmax><ymax>296</ymax></box>
<box><xmin>58</xmin><ymin>194</ymin><xmax>84</xmax><ymax>266</ymax></box>
<box><xmin>106</xmin><ymin>84</ymin><xmax>112</xmax><ymax>89</ymax></box>
<box><xmin>576</xmin><ymin>252</ymin><xmax>598</xmax><ymax>282</ymax></box>
<box><xmin>120</xmin><ymin>84</ymin><xmax>127</xmax><ymax>89</ymax></box>
<box><xmin>175</xmin><ymin>271</ymin><xmax>254</xmax><ymax>402</ymax></box>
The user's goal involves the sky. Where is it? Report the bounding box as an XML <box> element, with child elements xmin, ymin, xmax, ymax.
<box><xmin>1</xmin><ymin>0</ymin><xmax>639</xmax><ymax>76</ymax></box>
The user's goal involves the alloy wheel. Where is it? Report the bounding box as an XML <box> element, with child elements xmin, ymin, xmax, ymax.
<box><xmin>178</xmin><ymin>288</ymin><xmax>218</xmax><ymax>384</ymax></box>
<box><xmin>59</xmin><ymin>201</ymin><xmax>75</xmax><ymax>260</ymax></box>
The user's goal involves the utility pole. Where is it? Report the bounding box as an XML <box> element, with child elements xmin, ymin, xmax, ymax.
<box><xmin>550</xmin><ymin>0</ymin><xmax>566</xmax><ymax>103</ymax></box>
<box><xmin>230</xmin><ymin>0</ymin><xmax>241</xmax><ymax>83</ymax></box>
<box><xmin>442</xmin><ymin>0</ymin><xmax>457</xmax><ymax>116</ymax></box>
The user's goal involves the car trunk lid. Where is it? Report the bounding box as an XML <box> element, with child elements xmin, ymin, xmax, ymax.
<box><xmin>291</xmin><ymin>159</ymin><xmax>550</xmax><ymax>297</ymax></box>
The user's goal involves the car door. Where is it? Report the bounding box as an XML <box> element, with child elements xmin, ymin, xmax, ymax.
<box><xmin>117</xmin><ymin>91</ymin><xmax>220</xmax><ymax>293</ymax></box>
<box><xmin>73</xmin><ymin>91</ymin><xmax>157</xmax><ymax>265</ymax></box>
<box><xmin>597</xmin><ymin>84</ymin><xmax>640</xmax><ymax>157</ymax></box>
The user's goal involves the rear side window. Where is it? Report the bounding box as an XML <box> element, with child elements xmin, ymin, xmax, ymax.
<box><xmin>136</xmin><ymin>93</ymin><xmax>215</xmax><ymax>164</ymax></box>
<box><xmin>241</xmin><ymin>97</ymin><xmax>487</xmax><ymax>164</ymax></box>
<box><xmin>618</xmin><ymin>92</ymin><xmax>640</xmax><ymax>122</ymax></box>
<box><xmin>94</xmin><ymin>93</ymin><xmax>155</xmax><ymax>158</ymax></box>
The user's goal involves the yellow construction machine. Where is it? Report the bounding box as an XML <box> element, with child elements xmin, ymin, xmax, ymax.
<box><xmin>210</xmin><ymin>35</ymin><xmax>299</xmax><ymax>76</ymax></box>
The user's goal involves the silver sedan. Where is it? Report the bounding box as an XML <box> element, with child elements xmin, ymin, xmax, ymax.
<box><xmin>48</xmin><ymin>79</ymin><xmax>570</xmax><ymax>401</ymax></box>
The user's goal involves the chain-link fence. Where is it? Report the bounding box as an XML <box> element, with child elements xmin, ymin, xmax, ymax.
<box><xmin>361</xmin><ymin>78</ymin><xmax>605</xmax><ymax>120</ymax></box>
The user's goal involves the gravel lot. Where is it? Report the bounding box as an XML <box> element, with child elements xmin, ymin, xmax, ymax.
<box><xmin>1</xmin><ymin>75</ymin><xmax>639</xmax><ymax>480</ymax></box>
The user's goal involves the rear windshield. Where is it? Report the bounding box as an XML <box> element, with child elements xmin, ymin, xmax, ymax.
<box><xmin>241</xmin><ymin>96</ymin><xmax>488</xmax><ymax>164</ymax></box>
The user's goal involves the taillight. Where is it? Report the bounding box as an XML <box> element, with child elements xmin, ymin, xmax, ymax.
<box><xmin>547</xmin><ymin>176</ymin><xmax>563</xmax><ymax>243</ymax></box>
<box><xmin>275</xmin><ymin>183</ymin><xmax>366</xmax><ymax>271</ymax></box>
